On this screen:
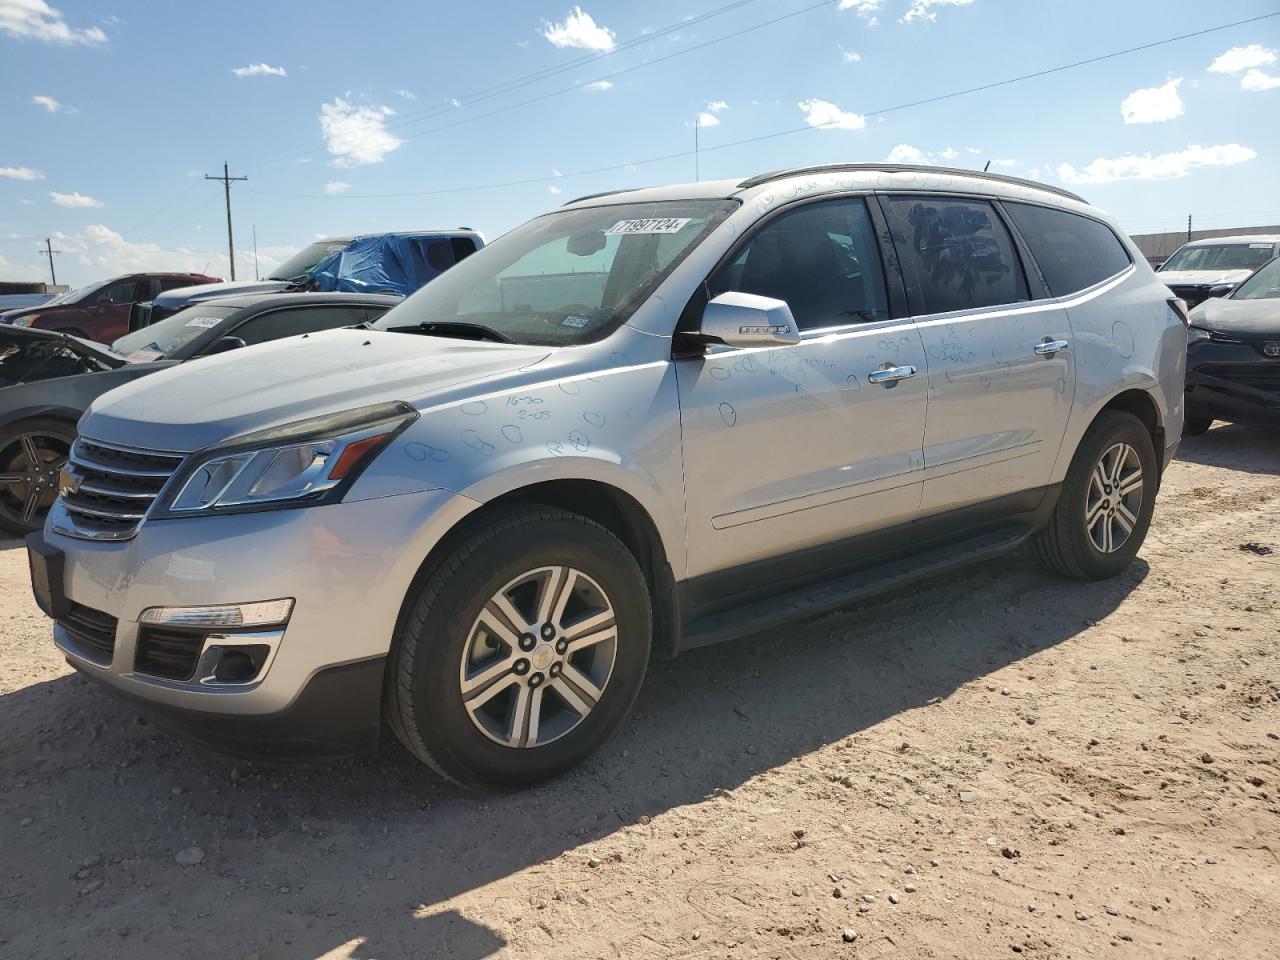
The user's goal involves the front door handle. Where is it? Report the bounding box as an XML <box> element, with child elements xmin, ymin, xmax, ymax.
<box><xmin>1034</xmin><ymin>339</ymin><xmax>1070</xmax><ymax>356</ymax></box>
<box><xmin>868</xmin><ymin>364</ymin><xmax>917</xmax><ymax>385</ymax></box>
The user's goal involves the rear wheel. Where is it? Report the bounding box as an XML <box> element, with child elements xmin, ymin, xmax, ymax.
<box><xmin>1033</xmin><ymin>410</ymin><xmax>1157</xmax><ymax>580</ymax></box>
<box><xmin>0</xmin><ymin>418</ymin><xmax>75</xmax><ymax>537</ymax></box>
<box><xmin>384</xmin><ymin>506</ymin><xmax>652</xmax><ymax>788</ymax></box>
<box><xmin>1183</xmin><ymin>413</ymin><xmax>1214</xmax><ymax>436</ymax></box>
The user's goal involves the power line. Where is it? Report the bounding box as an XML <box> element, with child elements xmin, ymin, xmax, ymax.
<box><xmin>232</xmin><ymin>0</ymin><xmax>772</xmax><ymax>170</ymax></box>
<box><xmin>205</xmin><ymin>162</ymin><xmax>247</xmax><ymax>280</ymax></box>
<box><xmin>249</xmin><ymin>12</ymin><xmax>1279</xmax><ymax>202</ymax></box>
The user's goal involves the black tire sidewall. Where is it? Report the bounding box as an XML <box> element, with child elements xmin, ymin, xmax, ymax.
<box><xmin>402</xmin><ymin>514</ymin><xmax>651</xmax><ymax>788</ymax></box>
<box><xmin>1062</xmin><ymin>413</ymin><xmax>1158</xmax><ymax>579</ymax></box>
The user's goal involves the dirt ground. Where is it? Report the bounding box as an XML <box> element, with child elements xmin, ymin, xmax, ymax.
<box><xmin>1</xmin><ymin>424</ymin><xmax>1277</xmax><ymax>960</ymax></box>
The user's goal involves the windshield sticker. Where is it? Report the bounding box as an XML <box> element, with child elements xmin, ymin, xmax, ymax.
<box><xmin>1250</xmin><ymin>243</ymin><xmax>1273</xmax><ymax>249</ymax></box>
<box><xmin>561</xmin><ymin>315</ymin><xmax>591</xmax><ymax>328</ymax></box>
<box><xmin>184</xmin><ymin>315</ymin><xmax>223</xmax><ymax>329</ymax></box>
<box><xmin>125</xmin><ymin>348</ymin><xmax>163</xmax><ymax>363</ymax></box>
<box><xmin>605</xmin><ymin>217</ymin><xmax>692</xmax><ymax>236</ymax></box>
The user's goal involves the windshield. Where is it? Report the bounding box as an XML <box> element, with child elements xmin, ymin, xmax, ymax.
<box><xmin>1232</xmin><ymin>257</ymin><xmax>1280</xmax><ymax>300</ymax></box>
<box><xmin>1162</xmin><ymin>242</ymin><xmax>1276</xmax><ymax>273</ymax></box>
<box><xmin>373</xmin><ymin>200</ymin><xmax>737</xmax><ymax>346</ymax></box>
<box><xmin>111</xmin><ymin>304</ymin><xmax>238</xmax><ymax>360</ymax></box>
<box><xmin>44</xmin><ymin>279</ymin><xmax>109</xmax><ymax>306</ymax></box>
<box><xmin>267</xmin><ymin>240</ymin><xmax>351</xmax><ymax>281</ymax></box>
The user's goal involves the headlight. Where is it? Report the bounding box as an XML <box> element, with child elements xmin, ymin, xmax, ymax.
<box><xmin>157</xmin><ymin>401</ymin><xmax>417</xmax><ymax>516</ymax></box>
<box><xmin>10</xmin><ymin>314</ymin><xmax>37</xmax><ymax>327</ymax></box>
<box><xmin>1187</xmin><ymin>325</ymin><xmax>1211</xmax><ymax>343</ymax></box>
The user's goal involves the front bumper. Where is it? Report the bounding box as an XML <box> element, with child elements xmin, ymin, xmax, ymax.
<box><xmin>32</xmin><ymin>486</ymin><xmax>479</xmax><ymax>757</ymax></box>
<box><xmin>1185</xmin><ymin>340</ymin><xmax>1280</xmax><ymax>426</ymax></box>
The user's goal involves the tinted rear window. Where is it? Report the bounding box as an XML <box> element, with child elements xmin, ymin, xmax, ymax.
<box><xmin>1004</xmin><ymin>203</ymin><xmax>1131</xmax><ymax>297</ymax></box>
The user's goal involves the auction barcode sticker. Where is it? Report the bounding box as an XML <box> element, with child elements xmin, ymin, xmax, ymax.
<box><xmin>185</xmin><ymin>316</ymin><xmax>223</xmax><ymax>328</ymax></box>
<box><xmin>605</xmin><ymin>217</ymin><xmax>692</xmax><ymax>236</ymax></box>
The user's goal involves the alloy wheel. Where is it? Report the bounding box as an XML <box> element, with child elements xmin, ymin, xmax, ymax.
<box><xmin>0</xmin><ymin>433</ymin><xmax>68</xmax><ymax>531</ymax></box>
<box><xmin>459</xmin><ymin>565</ymin><xmax>618</xmax><ymax>748</ymax></box>
<box><xmin>1084</xmin><ymin>442</ymin><xmax>1144</xmax><ymax>554</ymax></box>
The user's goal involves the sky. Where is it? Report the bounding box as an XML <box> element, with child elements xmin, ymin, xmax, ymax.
<box><xmin>1</xmin><ymin>0</ymin><xmax>1278</xmax><ymax>287</ymax></box>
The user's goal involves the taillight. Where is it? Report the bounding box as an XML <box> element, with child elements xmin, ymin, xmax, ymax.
<box><xmin>1168</xmin><ymin>297</ymin><xmax>1190</xmax><ymax>328</ymax></box>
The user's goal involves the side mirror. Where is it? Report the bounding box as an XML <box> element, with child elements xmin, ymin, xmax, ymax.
<box><xmin>1206</xmin><ymin>283</ymin><xmax>1233</xmax><ymax>299</ymax></box>
<box><xmin>687</xmin><ymin>291</ymin><xmax>801</xmax><ymax>349</ymax></box>
<box><xmin>207</xmin><ymin>336</ymin><xmax>246</xmax><ymax>354</ymax></box>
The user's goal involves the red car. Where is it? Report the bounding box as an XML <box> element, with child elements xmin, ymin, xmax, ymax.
<box><xmin>0</xmin><ymin>272</ymin><xmax>219</xmax><ymax>344</ymax></box>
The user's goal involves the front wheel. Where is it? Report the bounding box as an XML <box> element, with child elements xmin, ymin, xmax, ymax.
<box><xmin>0</xmin><ymin>418</ymin><xmax>76</xmax><ymax>537</ymax></box>
<box><xmin>1033</xmin><ymin>410</ymin><xmax>1158</xmax><ymax>580</ymax></box>
<box><xmin>384</xmin><ymin>506</ymin><xmax>652</xmax><ymax>788</ymax></box>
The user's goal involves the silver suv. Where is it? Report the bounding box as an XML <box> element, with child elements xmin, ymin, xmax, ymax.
<box><xmin>29</xmin><ymin>164</ymin><xmax>1187</xmax><ymax>787</ymax></box>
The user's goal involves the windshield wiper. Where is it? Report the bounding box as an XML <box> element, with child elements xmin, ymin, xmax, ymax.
<box><xmin>386</xmin><ymin>321</ymin><xmax>514</xmax><ymax>344</ymax></box>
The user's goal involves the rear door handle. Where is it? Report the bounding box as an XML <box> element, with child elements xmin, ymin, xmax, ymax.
<box><xmin>868</xmin><ymin>364</ymin><xmax>917</xmax><ymax>385</ymax></box>
<box><xmin>1034</xmin><ymin>339</ymin><xmax>1070</xmax><ymax>356</ymax></box>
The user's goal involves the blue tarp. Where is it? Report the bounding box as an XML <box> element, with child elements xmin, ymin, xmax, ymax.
<box><xmin>310</xmin><ymin>234</ymin><xmax>455</xmax><ymax>297</ymax></box>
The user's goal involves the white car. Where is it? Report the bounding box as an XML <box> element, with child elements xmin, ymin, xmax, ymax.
<box><xmin>1157</xmin><ymin>235</ymin><xmax>1280</xmax><ymax>308</ymax></box>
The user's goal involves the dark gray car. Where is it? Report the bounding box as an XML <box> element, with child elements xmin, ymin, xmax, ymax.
<box><xmin>1185</xmin><ymin>255</ymin><xmax>1280</xmax><ymax>434</ymax></box>
<box><xmin>1</xmin><ymin>292</ymin><xmax>399</xmax><ymax>535</ymax></box>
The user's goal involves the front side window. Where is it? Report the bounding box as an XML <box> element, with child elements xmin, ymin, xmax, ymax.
<box><xmin>231</xmin><ymin>306</ymin><xmax>370</xmax><ymax>346</ymax></box>
<box><xmin>887</xmin><ymin>196</ymin><xmax>1028</xmax><ymax>314</ymax></box>
<box><xmin>1232</xmin><ymin>257</ymin><xmax>1280</xmax><ymax>300</ymax></box>
<box><xmin>707</xmin><ymin>196</ymin><xmax>890</xmax><ymax>331</ymax></box>
<box><xmin>374</xmin><ymin>200</ymin><xmax>737</xmax><ymax>346</ymax></box>
<box><xmin>97</xmin><ymin>281</ymin><xmax>140</xmax><ymax>305</ymax></box>
<box><xmin>1161</xmin><ymin>242</ymin><xmax>1276</xmax><ymax>273</ymax></box>
<box><xmin>1003</xmin><ymin>203</ymin><xmax>1131</xmax><ymax>297</ymax></box>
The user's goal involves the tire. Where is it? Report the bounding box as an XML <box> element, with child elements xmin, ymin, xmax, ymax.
<box><xmin>384</xmin><ymin>506</ymin><xmax>652</xmax><ymax>788</ymax></box>
<box><xmin>1183</xmin><ymin>413</ymin><xmax>1214</xmax><ymax>436</ymax></box>
<box><xmin>0</xmin><ymin>418</ymin><xmax>76</xmax><ymax>537</ymax></box>
<box><xmin>1033</xmin><ymin>410</ymin><xmax>1158</xmax><ymax>581</ymax></box>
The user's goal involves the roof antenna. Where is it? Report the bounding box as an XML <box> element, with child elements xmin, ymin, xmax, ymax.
<box><xmin>983</xmin><ymin>160</ymin><xmax>991</xmax><ymax>172</ymax></box>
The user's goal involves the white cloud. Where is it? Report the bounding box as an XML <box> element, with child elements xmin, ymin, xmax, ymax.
<box><xmin>1208</xmin><ymin>44</ymin><xmax>1275</xmax><ymax>75</ymax></box>
<box><xmin>232</xmin><ymin>62</ymin><xmax>286</xmax><ymax>78</ymax></box>
<box><xmin>797</xmin><ymin>98</ymin><xmax>866</xmax><ymax>130</ymax></box>
<box><xmin>696</xmin><ymin>111</ymin><xmax>720</xmax><ymax>128</ymax></box>
<box><xmin>886</xmin><ymin>143</ymin><xmax>928</xmax><ymax>164</ymax></box>
<box><xmin>902</xmin><ymin>0</ymin><xmax>974</xmax><ymax>24</ymax></box>
<box><xmin>938</xmin><ymin>146</ymin><xmax>959</xmax><ymax>160</ymax></box>
<box><xmin>583</xmin><ymin>80</ymin><xmax>613</xmax><ymax>91</ymax></box>
<box><xmin>992</xmin><ymin>158</ymin><xmax>1019</xmax><ymax>168</ymax></box>
<box><xmin>0</xmin><ymin>165</ymin><xmax>43</xmax><ymax>180</ymax></box>
<box><xmin>547</xmin><ymin>184</ymin><xmax>562</xmax><ymax>194</ymax></box>
<box><xmin>319</xmin><ymin>97</ymin><xmax>402</xmax><ymax>167</ymax></box>
<box><xmin>706</xmin><ymin>99</ymin><xmax>729</xmax><ymax>112</ymax></box>
<box><xmin>542</xmin><ymin>7</ymin><xmax>615</xmax><ymax>52</ymax></box>
<box><xmin>1057</xmin><ymin>143</ymin><xmax>1257</xmax><ymax>184</ymax></box>
<box><xmin>838</xmin><ymin>0</ymin><xmax>882</xmax><ymax>21</ymax></box>
<box><xmin>1241</xmin><ymin>69</ymin><xmax>1280</xmax><ymax>91</ymax></box>
<box><xmin>1120</xmin><ymin>77</ymin><xmax>1183</xmax><ymax>124</ymax></box>
<box><xmin>51</xmin><ymin>190</ymin><xmax>103</xmax><ymax>208</ymax></box>
<box><xmin>0</xmin><ymin>1</ymin><xmax>106</xmax><ymax>44</ymax></box>
<box><xmin>395</xmin><ymin>88</ymin><xmax>417</xmax><ymax>100</ymax></box>
<box><xmin>324</xmin><ymin>180</ymin><xmax>351</xmax><ymax>194</ymax></box>
<box><xmin>449</xmin><ymin>96</ymin><xmax>461</xmax><ymax>108</ymax></box>
<box><xmin>840</xmin><ymin>47</ymin><xmax>862</xmax><ymax>63</ymax></box>
<box><xmin>31</xmin><ymin>94</ymin><xmax>62</xmax><ymax>112</ymax></box>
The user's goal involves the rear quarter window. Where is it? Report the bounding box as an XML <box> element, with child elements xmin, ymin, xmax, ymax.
<box><xmin>1003</xmin><ymin>203</ymin><xmax>1131</xmax><ymax>297</ymax></box>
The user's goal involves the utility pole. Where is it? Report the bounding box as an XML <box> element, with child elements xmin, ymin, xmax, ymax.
<box><xmin>205</xmin><ymin>161</ymin><xmax>247</xmax><ymax>280</ymax></box>
<box><xmin>1187</xmin><ymin>214</ymin><xmax>1192</xmax><ymax>243</ymax></box>
<box><xmin>40</xmin><ymin>238</ymin><xmax>61</xmax><ymax>286</ymax></box>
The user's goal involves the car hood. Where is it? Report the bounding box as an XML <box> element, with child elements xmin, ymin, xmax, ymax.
<box><xmin>154</xmin><ymin>279</ymin><xmax>292</xmax><ymax>307</ymax></box>
<box><xmin>81</xmin><ymin>328</ymin><xmax>552</xmax><ymax>452</ymax></box>
<box><xmin>1159</xmin><ymin>268</ymin><xmax>1255</xmax><ymax>287</ymax></box>
<box><xmin>1188</xmin><ymin>296</ymin><xmax>1280</xmax><ymax>337</ymax></box>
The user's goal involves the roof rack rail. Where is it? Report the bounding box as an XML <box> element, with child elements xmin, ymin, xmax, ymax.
<box><xmin>737</xmin><ymin>163</ymin><xmax>1086</xmax><ymax>204</ymax></box>
<box><xmin>562</xmin><ymin>188</ymin><xmax>649</xmax><ymax>206</ymax></box>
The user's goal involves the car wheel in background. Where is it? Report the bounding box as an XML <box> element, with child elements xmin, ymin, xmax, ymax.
<box><xmin>1033</xmin><ymin>410</ymin><xmax>1158</xmax><ymax>581</ymax></box>
<box><xmin>1183</xmin><ymin>413</ymin><xmax>1214</xmax><ymax>436</ymax></box>
<box><xmin>0</xmin><ymin>418</ymin><xmax>75</xmax><ymax>537</ymax></box>
<box><xmin>384</xmin><ymin>506</ymin><xmax>652</xmax><ymax>789</ymax></box>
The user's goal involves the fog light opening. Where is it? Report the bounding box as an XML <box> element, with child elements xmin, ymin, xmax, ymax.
<box><xmin>211</xmin><ymin>645</ymin><xmax>271</xmax><ymax>683</ymax></box>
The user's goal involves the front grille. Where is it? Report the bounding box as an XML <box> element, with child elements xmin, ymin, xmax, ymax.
<box><xmin>1197</xmin><ymin>362</ymin><xmax>1280</xmax><ymax>396</ymax></box>
<box><xmin>56</xmin><ymin>438</ymin><xmax>184</xmax><ymax>541</ymax></box>
<box><xmin>57</xmin><ymin>602</ymin><xmax>118</xmax><ymax>665</ymax></box>
<box><xmin>135</xmin><ymin>628</ymin><xmax>203</xmax><ymax>682</ymax></box>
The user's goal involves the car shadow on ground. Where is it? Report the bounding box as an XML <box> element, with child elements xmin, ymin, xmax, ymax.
<box><xmin>1175</xmin><ymin>421</ymin><xmax>1280</xmax><ymax>475</ymax></box>
<box><xmin>2</xmin><ymin>544</ymin><xmax>1148</xmax><ymax>959</ymax></box>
